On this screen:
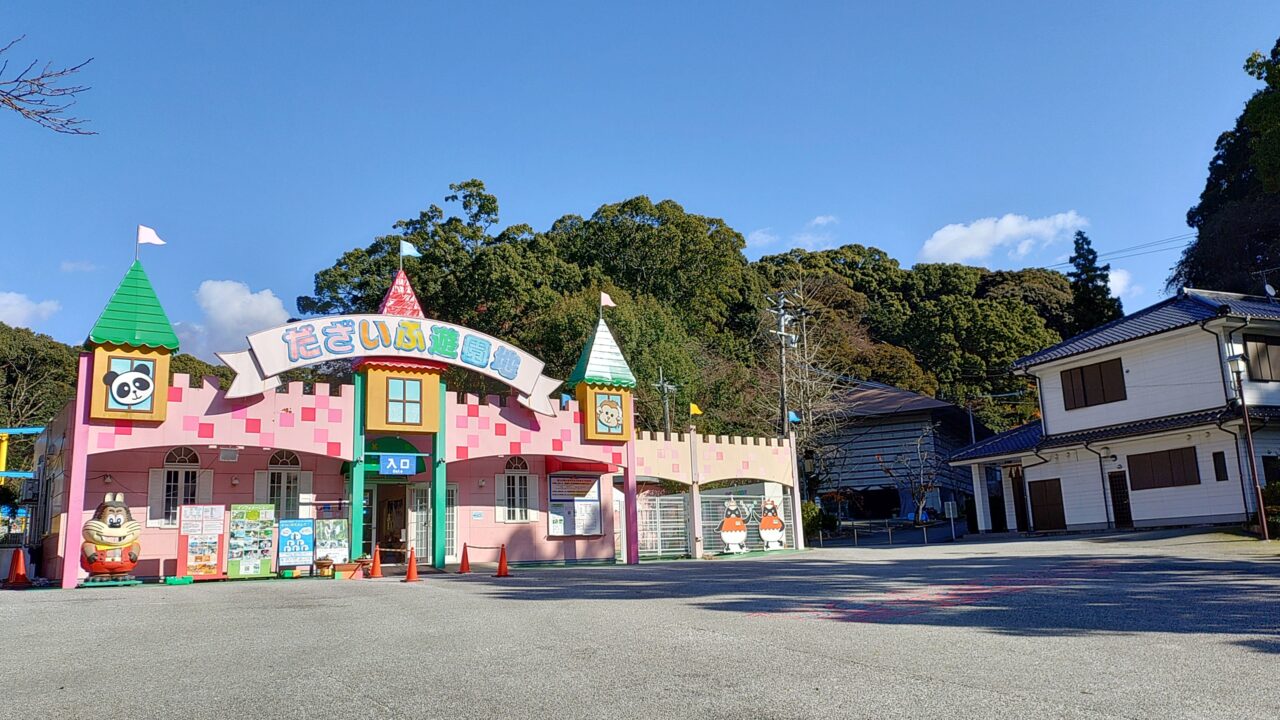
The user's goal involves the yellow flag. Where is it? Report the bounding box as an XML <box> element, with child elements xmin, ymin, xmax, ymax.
<box><xmin>689</xmin><ymin>403</ymin><xmax>703</xmax><ymax>416</ymax></box>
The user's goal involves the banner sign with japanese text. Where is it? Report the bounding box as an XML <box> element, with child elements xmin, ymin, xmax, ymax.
<box><xmin>217</xmin><ymin>314</ymin><xmax>562</xmax><ymax>415</ymax></box>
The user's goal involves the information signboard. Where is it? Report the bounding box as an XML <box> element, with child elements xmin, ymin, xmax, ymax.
<box><xmin>278</xmin><ymin>518</ymin><xmax>315</xmax><ymax>567</ymax></box>
<box><xmin>177</xmin><ymin>504</ymin><xmax>226</xmax><ymax>580</ymax></box>
<box><xmin>227</xmin><ymin>504</ymin><xmax>276</xmax><ymax>578</ymax></box>
<box><xmin>314</xmin><ymin>519</ymin><xmax>349</xmax><ymax>564</ymax></box>
<box><xmin>547</xmin><ymin>474</ymin><xmax>602</xmax><ymax>537</ymax></box>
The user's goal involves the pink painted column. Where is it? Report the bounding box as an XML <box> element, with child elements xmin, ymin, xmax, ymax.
<box><xmin>624</xmin><ymin>430</ymin><xmax>639</xmax><ymax>565</ymax></box>
<box><xmin>788</xmin><ymin>431</ymin><xmax>806</xmax><ymax>550</ymax></box>
<box><xmin>60</xmin><ymin>354</ymin><xmax>94</xmax><ymax>588</ymax></box>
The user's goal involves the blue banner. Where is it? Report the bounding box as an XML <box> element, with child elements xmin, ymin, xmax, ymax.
<box><xmin>278</xmin><ymin>519</ymin><xmax>315</xmax><ymax>567</ymax></box>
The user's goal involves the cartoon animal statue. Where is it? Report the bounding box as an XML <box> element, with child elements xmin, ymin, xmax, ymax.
<box><xmin>81</xmin><ymin>493</ymin><xmax>142</xmax><ymax>581</ymax></box>
<box><xmin>718</xmin><ymin>499</ymin><xmax>748</xmax><ymax>554</ymax></box>
<box><xmin>759</xmin><ymin>498</ymin><xmax>786</xmax><ymax>550</ymax></box>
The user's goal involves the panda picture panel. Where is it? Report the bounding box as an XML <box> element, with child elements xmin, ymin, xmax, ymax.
<box><xmin>89</xmin><ymin>345</ymin><xmax>171</xmax><ymax>423</ymax></box>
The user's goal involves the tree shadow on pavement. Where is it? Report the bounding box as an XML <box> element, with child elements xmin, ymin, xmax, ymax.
<box><xmin>458</xmin><ymin>540</ymin><xmax>1280</xmax><ymax>653</ymax></box>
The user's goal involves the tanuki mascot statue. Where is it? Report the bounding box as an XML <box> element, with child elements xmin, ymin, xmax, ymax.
<box><xmin>81</xmin><ymin>492</ymin><xmax>142</xmax><ymax>582</ymax></box>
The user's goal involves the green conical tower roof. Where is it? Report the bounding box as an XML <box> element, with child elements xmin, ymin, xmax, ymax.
<box><xmin>567</xmin><ymin>318</ymin><xmax>636</xmax><ymax>389</ymax></box>
<box><xmin>87</xmin><ymin>260</ymin><xmax>180</xmax><ymax>351</ymax></box>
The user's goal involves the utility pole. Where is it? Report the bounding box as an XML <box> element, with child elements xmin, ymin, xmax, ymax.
<box><xmin>652</xmin><ymin>367</ymin><xmax>677</xmax><ymax>435</ymax></box>
<box><xmin>766</xmin><ymin>291</ymin><xmax>797</xmax><ymax>438</ymax></box>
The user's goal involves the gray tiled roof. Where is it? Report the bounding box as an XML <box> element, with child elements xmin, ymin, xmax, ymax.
<box><xmin>949</xmin><ymin>421</ymin><xmax>1043</xmax><ymax>463</ymax></box>
<box><xmin>949</xmin><ymin>406</ymin><xmax>1235</xmax><ymax>464</ymax></box>
<box><xmin>1038</xmin><ymin>408</ymin><xmax>1226</xmax><ymax>449</ymax></box>
<box><xmin>1013</xmin><ymin>288</ymin><xmax>1280</xmax><ymax>369</ymax></box>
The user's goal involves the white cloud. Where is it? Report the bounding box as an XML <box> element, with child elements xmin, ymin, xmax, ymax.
<box><xmin>59</xmin><ymin>260</ymin><xmax>97</xmax><ymax>273</ymax></box>
<box><xmin>919</xmin><ymin>211</ymin><xmax>1088</xmax><ymax>263</ymax></box>
<box><xmin>790</xmin><ymin>231</ymin><xmax>838</xmax><ymax>252</ymax></box>
<box><xmin>0</xmin><ymin>291</ymin><xmax>60</xmax><ymax>328</ymax></box>
<box><xmin>176</xmin><ymin>280</ymin><xmax>290</xmax><ymax>361</ymax></box>
<box><xmin>808</xmin><ymin>214</ymin><xmax>838</xmax><ymax>227</ymax></box>
<box><xmin>1108</xmin><ymin>268</ymin><xmax>1144</xmax><ymax>299</ymax></box>
<box><xmin>747</xmin><ymin>228</ymin><xmax>779</xmax><ymax>248</ymax></box>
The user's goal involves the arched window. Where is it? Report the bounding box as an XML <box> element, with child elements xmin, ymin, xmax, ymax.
<box><xmin>162</xmin><ymin>447</ymin><xmax>200</xmax><ymax>523</ymax></box>
<box><xmin>268</xmin><ymin>451</ymin><xmax>302</xmax><ymax>518</ymax></box>
<box><xmin>165</xmin><ymin>446</ymin><xmax>200</xmax><ymax>465</ymax></box>
<box><xmin>269</xmin><ymin>450</ymin><xmax>300</xmax><ymax>468</ymax></box>
<box><xmin>500</xmin><ymin>456</ymin><xmax>532</xmax><ymax>522</ymax></box>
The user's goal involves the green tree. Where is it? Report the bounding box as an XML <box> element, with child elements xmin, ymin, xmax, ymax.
<box><xmin>1066</xmin><ymin>231</ymin><xmax>1122</xmax><ymax>336</ymax></box>
<box><xmin>1170</xmin><ymin>36</ymin><xmax>1280</xmax><ymax>292</ymax></box>
<box><xmin>547</xmin><ymin>197</ymin><xmax>763</xmax><ymax>355</ymax></box>
<box><xmin>977</xmin><ymin>268</ymin><xmax>1073</xmax><ymax>339</ymax></box>
<box><xmin>0</xmin><ymin>323</ymin><xmax>79</xmax><ymax>472</ymax></box>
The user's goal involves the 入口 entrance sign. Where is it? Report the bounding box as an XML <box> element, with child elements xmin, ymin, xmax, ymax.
<box><xmin>217</xmin><ymin>314</ymin><xmax>563</xmax><ymax>415</ymax></box>
<box><xmin>379</xmin><ymin>453</ymin><xmax>416</xmax><ymax>476</ymax></box>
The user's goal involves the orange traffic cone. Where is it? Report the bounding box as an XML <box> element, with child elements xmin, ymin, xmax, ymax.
<box><xmin>494</xmin><ymin>544</ymin><xmax>510</xmax><ymax>578</ymax></box>
<box><xmin>402</xmin><ymin>547</ymin><xmax>420</xmax><ymax>583</ymax></box>
<box><xmin>458</xmin><ymin>544</ymin><xmax>470</xmax><ymax>574</ymax></box>
<box><xmin>4</xmin><ymin>548</ymin><xmax>31</xmax><ymax>589</ymax></box>
<box><xmin>368</xmin><ymin>546</ymin><xmax>383</xmax><ymax>579</ymax></box>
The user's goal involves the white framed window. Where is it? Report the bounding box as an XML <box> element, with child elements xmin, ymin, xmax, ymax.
<box><xmin>495</xmin><ymin>456</ymin><xmax>537</xmax><ymax>523</ymax></box>
<box><xmin>253</xmin><ymin>450</ymin><xmax>314</xmax><ymax>519</ymax></box>
<box><xmin>147</xmin><ymin>447</ymin><xmax>212</xmax><ymax>528</ymax></box>
<box><xmin>268</xmin><ymin>450</ymin><xmax>300</xmax><ymax>519</ymax></box>
<box><xmin>387</xmin><ymin>377</ymin><xmax>422</xmax><ymax>425</ymax></box>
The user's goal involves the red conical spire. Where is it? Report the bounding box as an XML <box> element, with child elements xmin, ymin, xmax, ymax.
<box><xmin>358</xmin><ymin>269</ymin><xmax>446</xmax><ymax>373</ymax></box>
<box><xmin>379</xmin><ymin>269</ymin><xmax>425</xmax><ymax>318</ymax></box>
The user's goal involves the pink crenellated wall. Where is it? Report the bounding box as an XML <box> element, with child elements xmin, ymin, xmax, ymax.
<box><xmin>75</xmin><ymin>447</ymin><xmax>347</xmax><ymax>580</ymax></box>
<box><xmin>84</xmin><ymin>375</ymin><xmax>356</xmax><ymax>461</ymax></box>
<box><xmin>446</xmin><ymin>455</ymin><xmax>617</xmax><ymax>563</ymax></box>
<box><xmin>632</xmin><ymin>430</ymin><xmax>796</xmax><ymax>486</ymax></box>
<box><xmin>445</xmin><ymin>392</ymin><xmax>625</xmax><ymax>467</ymax></box>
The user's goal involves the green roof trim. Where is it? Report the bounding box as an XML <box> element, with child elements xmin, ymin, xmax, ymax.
<box><xmin>567</xmin><ymin>318</ymin><xmax>636</xmax><ymax>389</ymax></box>
<box><xmin>87</xmin><ymin>260</ymin><xmax>180</xmax><ymax>351</ymax></box>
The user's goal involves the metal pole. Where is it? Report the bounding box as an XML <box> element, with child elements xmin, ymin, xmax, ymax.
<box><xmin>886</xmin><ymin>519</ymin><xmax>892</xmax><ymax>545</ymax></box>
<box><xmin>1236</xmin><ymin>369</ymin><xmax>1270</xmax><ymax>541</ymax></box>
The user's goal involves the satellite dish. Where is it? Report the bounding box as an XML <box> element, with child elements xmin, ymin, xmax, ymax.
<box><xmin>1267</xmin><ymin>283</ymin><xmax>1277</xmax><ymax>298</ymax></box>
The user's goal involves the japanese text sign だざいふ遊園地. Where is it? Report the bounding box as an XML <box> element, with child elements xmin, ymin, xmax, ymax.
<box><xmin>216</xmin><ymin>314</ymin><xmax>563</xmax><ymax>415</ymax></box>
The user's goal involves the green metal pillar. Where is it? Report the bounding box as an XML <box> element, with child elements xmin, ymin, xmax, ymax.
<box><xmin>350</xmin><ymin>372</ymin><xmax>367</xmax><ymax>555</ymax></box>
<box><xmin>432</xmin><ymin>380</ymin><xmax>447</xmax><ymax>568</ymax></box>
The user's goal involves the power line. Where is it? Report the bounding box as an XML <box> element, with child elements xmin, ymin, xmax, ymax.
<box><xmin>1042</xmin><ymin>231</ymin><xmax>1194</xmax><ymax>269</ymax></box>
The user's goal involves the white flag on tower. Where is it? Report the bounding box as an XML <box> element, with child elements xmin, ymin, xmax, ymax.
<box><xmin>600</xmin><ymin>291</ymin><xmax>617</xmax><ymax>308</ymax></box>
<box><xmin>137</xmin><ymin>225</ymin><xmax>166</xmax><ymax>246</ymax></box>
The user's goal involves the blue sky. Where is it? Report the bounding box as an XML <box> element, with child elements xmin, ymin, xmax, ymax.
<box><xmin>3</xmin><ymin>3</ymin><xmax>1279</xmax><ymax>359</ymax></box>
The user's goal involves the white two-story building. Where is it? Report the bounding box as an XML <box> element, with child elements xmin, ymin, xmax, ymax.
<box><xmin>952</xmin><ymin>288</ymin><xmax>1276</xmax><ymax>533</ymax></box>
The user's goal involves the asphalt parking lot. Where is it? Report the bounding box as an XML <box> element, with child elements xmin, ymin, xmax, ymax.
<box><xmin>3</xmin><ymin>530</ymin><xmax>1278</xmax><ymax>720</ymax></box>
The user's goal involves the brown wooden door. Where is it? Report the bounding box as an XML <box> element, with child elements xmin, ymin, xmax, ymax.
<box><xmin>1107</xmin><ymin>471</ymin><xmax>1133</xmax><ymax>528</ymax></box>
<box><xmin>1028</xmin><ymin>478</ymin><xmax>1066</xmax><ymax>531</ymax></box>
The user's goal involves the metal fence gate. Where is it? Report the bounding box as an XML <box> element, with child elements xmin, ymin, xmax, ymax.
<box><xmin>701</xmin><ymin>495</ymin><xmax>795</xmax><ymax>554</ymax></box>
<box><xmin>636</xmin><ymin>495</ymin><xmax>690</xmax><ymax>559</ymax></box>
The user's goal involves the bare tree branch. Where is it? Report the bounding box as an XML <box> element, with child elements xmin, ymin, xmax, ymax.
<box><xmin>0</xmin><ymin>35</ymin><xmax>95</xmax><ymax>135</ymax></box>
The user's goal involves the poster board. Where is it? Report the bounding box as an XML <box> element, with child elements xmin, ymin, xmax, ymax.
<box><xmin>314</xmin><ymin>519</ymin><xmax>350</xmax><ymax>564</ymax></box>
<box><xmin>227</xmin><ymin>504</ymin><xmax>276</xmax><ymax>578</ymax></box>
<box><xmin>547</xmin><ymin>474</ymin><xmax>603</xmax><ymax>537</ymax></box>
<box><xmin>278</xmin><ymin>519</ymin><xmax>315</xmax><ymax>568</ymax></box>
<box><xmin>177</xmin><ymin>504</ymin><xmax>227</xmax><ymax>580</ymax></box>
